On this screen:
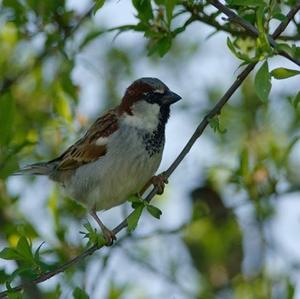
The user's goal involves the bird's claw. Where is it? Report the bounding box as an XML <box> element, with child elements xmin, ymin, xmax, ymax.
<box><xmin>102</xmin><ymin>227</ymin><xmax>117</xmax><ymax>246</ymax></box>
<box><xmin>151</xmin><ymin>173</ymin><xmax>168</xmax><ymax>195</ymax></box>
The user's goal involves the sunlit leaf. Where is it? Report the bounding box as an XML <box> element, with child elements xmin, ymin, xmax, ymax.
<box><xmin>271</xmin><ymin>68</ymin><xmax>300</xmax><ymax>80</ymax></box>
<box><xmin>127</xmin><ymin>205</ymin><xmax>144</xmax><ymax>232</ymax></box>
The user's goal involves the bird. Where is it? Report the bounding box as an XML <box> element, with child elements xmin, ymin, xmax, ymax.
<box><xmin>14</xmin><ymin>77</ymin><xmax>182</xmax><ymax>244</ymax></box>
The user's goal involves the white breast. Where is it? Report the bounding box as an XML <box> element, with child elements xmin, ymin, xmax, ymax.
<box><xmin>64</xmin><ymin>121</ymin><xmax>164</xmax><ymax>211</ymax></box>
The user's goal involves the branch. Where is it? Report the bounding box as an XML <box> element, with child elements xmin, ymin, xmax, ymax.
<box><xmin>1</xmin><ymin>3</ymin><xmax>300</xmax><ymax>298</ymax></box>
<box><xmin>208</xmin><ymin>0</ymin><xmax>300</xmax><ymax>68</ymax></box>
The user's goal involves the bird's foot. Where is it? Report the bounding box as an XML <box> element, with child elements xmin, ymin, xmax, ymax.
<box><xmin>90</xmin><ymin>210</ymin><xmax>117</xmax><ymax>246</ymax></box>
<box><xmin>101</xmin><ymin>226</ymin><xmax>117</xmax><ymax>246</ymax></box>
<box><xmin>151</xmin><ymin>173</ymin><xmax>168</xmax><ymax>195</ymax></box>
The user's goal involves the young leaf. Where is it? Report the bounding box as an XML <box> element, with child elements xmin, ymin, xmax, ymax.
<box><xmin>80</xmin><ymin>222</ymin><xmax>106</xmax><ymax>247</ymax></box>
<box><xmin>16</xmin><ymin>236</ymin><xmax>34</xmax><ymax>263</ymax></box>
<box><xmin>271</xmin><ymin>68</ymin><xmax>300</xmax><ymax>80</ymax></box>
<box><xmin>73</xmin><ymin>287</ymin><xmax>90</xmax><ymax>299</ymax></box>
<box><xmin>208</xmin><ymin>116</ymin><xmax>227</xmax><ymax>134</ymax></box>
<box><xmin>127</xmin><ymin>205</ymin><xmax>144</xmax><ymax>232</ymax></box>
<box><xmin>254</xmin><ymin>60</ymin><xmax>271</xmax><ymax>102</ymax></box>
<box><xmin>146</xmin><ymin>205</ymin><xmax>162</xmax><ymax>219</ymax></box>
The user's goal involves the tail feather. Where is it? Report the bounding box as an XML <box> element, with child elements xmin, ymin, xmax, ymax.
<box><xmin>13</xmin><ymin>162</ymin><xmax>53</xmax><ymax>176</ymax></box>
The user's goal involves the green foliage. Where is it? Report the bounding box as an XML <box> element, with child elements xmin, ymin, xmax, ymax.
<box><xmin>208</xmin><ymin>116</ymin><xmax>227</xmax><ymax>134</ymax></box>
<box><xmin>127</xmin><ymin>205</ymin><xmax>144</xmax><ymax>232</ymax></box>
<box><xmin>271</xmin><ymin>67</ymin><xmax>300</xmax><ymax>79</ymax></box>
<box><xmin>146</xmin><ymin>204</ymin><xmax>162</xmax><ymax>219</ymax></box>
<box><xmin>226</xmin><ymin>0</ymin><xmax>265</xmax><ymax>6</ymax></box>
<box><xmin>254</xmin><ymin>60</ymin><xmax>271</xmax><ymax>102</ymax></box>
<box><xmin>73</xmin><ymin>287</ymin><xmax>90</xmax><ymax>299</ymax></box>
<box><xmin>93</xmin><ymin>0</ymin><xmax>105</xmax><ymax>15</ymax></box>
<box><xmin>290</xmin><ymin>91</ymin><xmax>300</xmax><ymax>108</ymax></box>
<box><xmin>0</xmin><ymin>0</ymin><xmax>299</xmax><ymax>298</ymax></box>
<box><xmin>80</xmin><ymin>222</ymin><xmax>106</xmax><ymax>247</ymax></box>
<box><xmin>127</xmin><ymin>196</ymin><xmax>162</xmax><ymax>231</ymax></box>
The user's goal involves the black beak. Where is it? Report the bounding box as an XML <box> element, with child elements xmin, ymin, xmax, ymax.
<box><xmin>162</xmin><ymin>90</ymin><xmax>182</xmax><ymax>105</ymax></box>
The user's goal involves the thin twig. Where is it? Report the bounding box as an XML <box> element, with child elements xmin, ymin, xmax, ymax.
<box><xmin>0</xmin><ymin>3</ymin><xmax>299</xmax><ymax>299</ymax></box>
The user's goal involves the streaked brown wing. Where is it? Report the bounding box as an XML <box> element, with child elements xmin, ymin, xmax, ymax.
<box><xmin>54</xmin><ymin>109</ymin><xmax>119</xmax><ymax>170</ymax></box>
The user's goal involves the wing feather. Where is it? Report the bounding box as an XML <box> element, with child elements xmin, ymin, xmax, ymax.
<box><xmin>53</xmin><ymin>109</ymin><xmax>118</xmax><ymax>170</ymax></box>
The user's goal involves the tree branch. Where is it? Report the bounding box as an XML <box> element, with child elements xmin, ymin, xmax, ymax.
<box><xmin>0</xmin><ymin>3</ymin><xmax>299</xmax><ymax>298</ymax></box>
<box><xmin>208</xmin><ymin>0</ymin><xmax>300</xmax><ymax>68</ymax></box>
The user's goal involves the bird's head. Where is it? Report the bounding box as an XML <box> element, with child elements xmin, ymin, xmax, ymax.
<box><xmin>119</xmin><ymin>77</ymin><xmax>181</xmax><ymax>131</ymax></box>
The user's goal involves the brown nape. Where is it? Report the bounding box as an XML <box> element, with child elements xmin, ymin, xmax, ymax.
<box><xmin>119</xmin><ymin>80</ymin><xmax>154</xmax><ymax>115</ymax></box>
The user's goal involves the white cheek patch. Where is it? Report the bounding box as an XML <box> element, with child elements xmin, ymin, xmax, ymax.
<box><xmin>153</xmin><ymin>88</ymin><xmax>165</xmax><ymax>94</ymax></box>
<box><xmin>95</xmin><ymin>137</ymin><xmax>108</xmax><ymax>146</ymax></box>
<box><xmin>122</xmin><ymin>101</ymin><xmax>160</xmax><ymax>131</ymax></box>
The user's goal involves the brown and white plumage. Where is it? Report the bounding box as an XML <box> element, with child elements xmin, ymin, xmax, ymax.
<box><xmin>15</xmin><ymin>77</ymin><xmax>181</xmax><ymax>243</ymax></box>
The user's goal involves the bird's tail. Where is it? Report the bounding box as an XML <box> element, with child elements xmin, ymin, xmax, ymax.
<box><xmin>13</xmin><ymin>162</ymin><xmax>53</xmax><ymax>176</ymax></box>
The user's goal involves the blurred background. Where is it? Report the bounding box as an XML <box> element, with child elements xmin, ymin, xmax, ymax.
<box><xmin>0</xmin><ymin>0</ymin><xmax>300</xmax><ymax>298</ymax></box>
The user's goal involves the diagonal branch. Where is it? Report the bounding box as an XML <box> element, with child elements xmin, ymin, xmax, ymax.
<box><xmin>208</xmin><ymin>0</ymin><xmax>300</xmax><ymax>68</ymax></box>
<box><xmin>0</xmin><ymin>3</ymin><xmax>299</xmax><ymax>299</ymax></box>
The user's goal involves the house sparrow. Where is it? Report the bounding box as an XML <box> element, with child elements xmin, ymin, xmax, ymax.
<box><xmin>15</xmin><ymin>77</ymin><xmax>182</xmax><ymax>244</ymax></box>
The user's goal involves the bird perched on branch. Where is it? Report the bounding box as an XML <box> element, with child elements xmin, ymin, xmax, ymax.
<box><xmin>14</xmin><ymin>77</ymin><xmax>181</xmax><ymax>244</ymax></box>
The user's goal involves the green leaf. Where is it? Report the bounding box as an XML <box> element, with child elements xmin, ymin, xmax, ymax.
<box><xmin>256</xmin><ymin>5</ymin><xmax>270</xmax><ymax>54</ymax></box>
<box><xmin>127</xmin><ymin>205</ymin><xmax>144</xmax><ymax>232</ymax></box>
<box><xmin>286</xmin><ymin>279</ymin><xmax>295</xmax><ymax>299</ymax></box>
<box><xmin>0</xmin><ymin>93</ymin><xmax>15</xmax><ymax>145</ymax></box>
<box><xmin>34</xmin><ymin>242</ymin><xmax>45</xmax><ymax>262</ymax></box>
<box><xmin>148</xmin><ymin>36</ymin><xmax>172</xmax><ymax>57</ymax></box>
<box><xmin>0</xmin><ymin>248</ymin><xmax>22</xmax><ymax>261</ymax></box>
<box><xmin>293</xmin><ymin>92</ymin><xmax>300</xmax><ymax>108</ymax></box>
<box><xmin>165</xmin><ymin>0</ymin><xmax>177</xmax><ymax>24</ymax></box>
<box><xmin>80</xmin><ymin>222</ymin><xmax>106</xmax><ymax>247</ymax></box>
<box><xmin>226</xmin><ymin>37</ymin><xmax>256</xmax><ymax>62</ymax></box>
<box><xmin>132</xmin><ymin>0</ymin><xmax>153</xmax><ymax>22</ymax></box>
<box><xmin>93</xmin><ymin>0</ymin><xmax>105</xmax><ymax>15</ymax></box>
<box><xmin>208</xmin><ymin>116</ymin><xmax>227</xmax><ymax>134</ymax></box>
<box><xmin>73</xmin><ymin>287</ymin><xmax>90</xmax><ymax>299</ymax></box>
<box><xmin>16</xmin><ymin>236</ymin><xmax>34</xmax><ymax>263</ymax></box>
<box><xmin>271</xmin><ymin>68</ymin><xmax>300</xmax><ymax>80</ymax></box>
<box><xmin>254</xmin><ymin>60</ymin><xmax>271</xmax><ymax>102</ymax></box>
<box><xmin>146</xmin><ymin>205</ymin><xmax>162</xmax><ymax>219</ymax></box>
<box><xmin>226</xmin><ymin>0</ymin><xmax>264</xmax><ymax>6</ymax></box>
<box><xmin>276</xmin><ymin>43</ymin><xmax>296</xmax><ymax>57</ymax></box>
